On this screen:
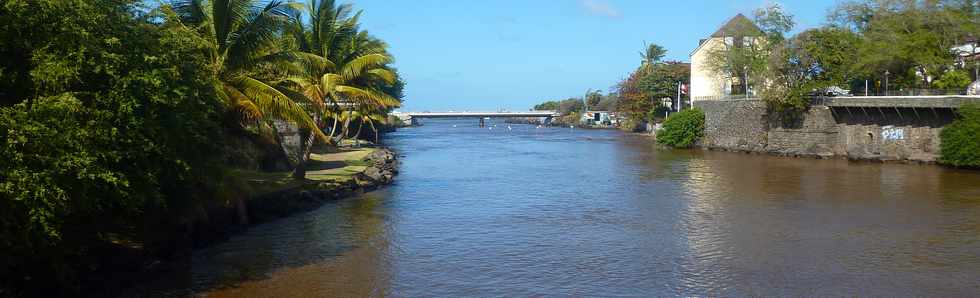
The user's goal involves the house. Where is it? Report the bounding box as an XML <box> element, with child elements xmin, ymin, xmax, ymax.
<box><xmin>580</xmin><ymin>111</ymin><xmax>613</xmax><ymax>126</ymax></box>
<box><xmin>953</xmin><ymin>39</ymin><xmax>979</xmax><ymax>66</ymax></box>
<box><xmin>689</xmin><ymin>14</ymin><xmax>764</xmax><ymax>102</ymax></box>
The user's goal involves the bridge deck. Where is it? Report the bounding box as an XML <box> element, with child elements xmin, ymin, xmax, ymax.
<box><xmin>818</xmin><ymin>96</ymin><xmax>980</xmax><ymax>108</ymax></box>
<box><xmin>400</xmin><ymin>111</ymin><xmax>558</xmax><ymax>118</ymax></box>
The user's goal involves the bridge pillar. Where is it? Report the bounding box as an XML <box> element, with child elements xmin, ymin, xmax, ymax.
<box><xmin>479</xmin><ymin>117</ymin><xmax>485</xmax><ymax>127</ymax></box>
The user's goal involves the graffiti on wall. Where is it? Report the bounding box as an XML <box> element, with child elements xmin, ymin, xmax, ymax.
<box><xmin>882</xmin><ymin>126</ymin><xmax>905</xmax><ymax>141</ymax></box>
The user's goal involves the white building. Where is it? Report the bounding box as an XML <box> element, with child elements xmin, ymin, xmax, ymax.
<box><xmin>689</xmin><ymin>14</ymin><xmax>764</xmax><ymax>102</ymax></box>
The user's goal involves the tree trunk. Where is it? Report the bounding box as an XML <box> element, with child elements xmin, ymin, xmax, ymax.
<box><xmin>354</xmin><ymin>120</ymin><xmax>364</xmax><ymax>147</ymax></box>
<box><xmin>336</xmin><ymin>108</ymin><xmax>353</xmax><ymax>144</ymax></box>
<box><xmin>291</xmin><ymin>128</ymin><xmax>315</xmax><ymax>180</ymax></box>
<box><xmin>328</xmin><ymin>116</ymin><xmax>340</xmax><ymax>141</ymax></box>
<box><xmin>368</xmin><ymin>120</ymin><xmax>379</xmax><ymax>144</ymax></box>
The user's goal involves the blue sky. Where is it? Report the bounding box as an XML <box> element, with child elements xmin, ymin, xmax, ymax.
<box><xmin>351</xmin><ymin>0</ymin><xmax>842</xmax><ymax>111</ymax></box>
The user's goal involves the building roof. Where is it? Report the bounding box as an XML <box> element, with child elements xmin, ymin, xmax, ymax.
<box><xmin>710</xmin><ymin>14</ymin><xmax>763</xmax><ymax>38</ymax></box>
<box><xmin>690</xmin><ymin>14</ymin><xmax>763</xmax><ymax>57</ymax></box>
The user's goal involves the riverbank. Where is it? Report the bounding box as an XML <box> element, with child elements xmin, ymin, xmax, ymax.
<box><xmin>87</xmin><ymin>147</ymin><xmax>398</xmax><ymax>297</ymax></box>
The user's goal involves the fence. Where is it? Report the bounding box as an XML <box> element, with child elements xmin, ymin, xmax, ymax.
<box><xmin>692</xmin><ymin>95</ymin><xmax>759</xmax><ymax>101</ymax></box>
<box><xmin>693</xmin><ymin>89</ymin><xmax>972</xmax><ymax>101</ymax></box>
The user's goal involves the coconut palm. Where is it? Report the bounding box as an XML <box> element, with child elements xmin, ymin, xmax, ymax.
<box><xmin>284</xmin><ymin>0</ymin><xmax>399</xmax><ymax>140</ymax></box>
<box><xmin>276</xmin><ymin>0</ymin><xmax>400</xmax><ymax>177</ymax></box>
<box><xmin>170</xmin><ymin>0</ymin><xmax>328</xmax><ymax>144</ymax></box>
<box><xmin>343</xmin><ymin>106</ymin><xmax>390</xmax><ymax>146</ymax></box>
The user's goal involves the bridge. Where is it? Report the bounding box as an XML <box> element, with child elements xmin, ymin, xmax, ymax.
<box><xmin>392</xmin><ymin>111</ymin><xmax>559</xmax><ymax>126</ymax></box>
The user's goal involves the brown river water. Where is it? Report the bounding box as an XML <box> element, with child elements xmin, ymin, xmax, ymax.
<box><xmin>130</xmin><ymin>119</ymin><xmax>980</xmax><ymax>297</ymax></box>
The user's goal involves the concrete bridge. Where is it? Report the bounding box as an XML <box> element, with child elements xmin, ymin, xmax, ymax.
<box><xmin>392</xmin><ymin>111</ymin><xmax>559</xmax><ymax>126</ymax></box>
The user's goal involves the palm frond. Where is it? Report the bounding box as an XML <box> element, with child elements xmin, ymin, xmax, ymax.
<box><xmin>335</xmin><ymin>85</ymin><xmax>400</xmax><ymax>108</ymax></box>
<box><xmin>339</xmin><ymin>53</ymin><xmax>391</xmax><ymax>82</ymax></box>
<box><xmin>233</xmin><ymin>76</ymin><xmax>329</xmax><ymax>142</ymax></box>
<box><xmin>366</xmin><ymin>68</ymin><xmax>396</xmax><ymax>84</ymax></box>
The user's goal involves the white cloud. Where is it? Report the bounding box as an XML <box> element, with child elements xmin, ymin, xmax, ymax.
<box><xmin>580</xmin><ymin>0</ymin><xmax>621</xmax><ymax>18</ymax></box>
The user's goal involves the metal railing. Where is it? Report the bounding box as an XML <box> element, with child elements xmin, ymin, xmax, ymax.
<box><xmin>691</xmin><ymin>94</ymin><xmax>759</xmax><ymax>101</ymax></box>
<box><xmin>693</xmin><ymin>89</ymin><xmax>975</xmax><ymax>101</ymax></box>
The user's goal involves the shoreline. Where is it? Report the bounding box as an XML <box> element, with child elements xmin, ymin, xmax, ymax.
<box><xmin>627</xmin><ymin>130</ymin><xmax>963</xmax><ymax>167</ymax></box>
<box><xmin>89</xmin><ymin>147</ymin><xmax>399</xmax><ymax>297</ymax></box>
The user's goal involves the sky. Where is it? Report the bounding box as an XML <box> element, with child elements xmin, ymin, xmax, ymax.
<box><xmin>350</xmin><ymin>0</ymin><xmax>843</xmax><ymax>111</ymax></box>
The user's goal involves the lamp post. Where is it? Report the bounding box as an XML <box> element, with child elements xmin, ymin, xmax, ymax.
<box><xmin>884</xmin><ymin>70</ymin><xmax>890</xmax><ymax>96</ymax></box>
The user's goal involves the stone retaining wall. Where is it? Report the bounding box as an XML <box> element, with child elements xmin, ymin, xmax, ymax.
<box><xmin>694</xmin><ymin>99</ymin><xmax>956</xmax><ymax>163</ymax></box>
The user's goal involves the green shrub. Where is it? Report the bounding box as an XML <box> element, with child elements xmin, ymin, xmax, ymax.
<box><xmin>656</xmin><ymin>108</ymin><xmax>705</xmax><ymax>148</ymax></box>
<box><xmin>940</xmin><ymin>103</ymin><xmax>980</xmax><ymax>167</ymax></box>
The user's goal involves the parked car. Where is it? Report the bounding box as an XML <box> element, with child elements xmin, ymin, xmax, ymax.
<box><xmin>811</xmin><ymin>86</ymin><xmax>852</xmax><ymax>97</ymax></box>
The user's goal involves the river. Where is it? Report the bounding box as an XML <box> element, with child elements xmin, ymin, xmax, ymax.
<box><xmin>134</xmin><ymin>118</ymin><xmax>980</xmax><ymax>297</ymax></box>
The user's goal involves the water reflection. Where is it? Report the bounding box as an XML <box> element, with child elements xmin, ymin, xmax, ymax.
<box><xmin>135</xmin><ymin>119</ymin><xmax>980</xmax><ymax>297</ymax></box>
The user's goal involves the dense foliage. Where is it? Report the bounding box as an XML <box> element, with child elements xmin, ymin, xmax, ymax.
<box><xmin>0</xmin><ymin>0</ymin><xmax>224</xmax><ymax>295</ymax></box>
<box><xmin>940</xmin><ymin>103</ymin><xmax>980</xmax><ymax>167</ymax></box>
<box><xmin>655</xmin><ymin>108</ymin><xmax>705</xmax><ymax>148</ymax></box>
<box><xmin>0</xmin><ymin>0</ymin><xmax>403</xmax><ymax>296</ymax></box>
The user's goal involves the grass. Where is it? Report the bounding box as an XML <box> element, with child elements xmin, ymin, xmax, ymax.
<box><xmin>226</xmin><ymin>147</ymin><xmax>379</xmax><ymax>197</ymax></box>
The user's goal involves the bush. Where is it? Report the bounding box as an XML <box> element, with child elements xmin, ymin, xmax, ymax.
<box><xmin>656</xmin><ymin>108</ymin><xmax>705</xmax><ymax>148</ymax></box>
<box><xmin>940</xmin><ymin>103</ymin><xmax>980</xmax><ymax>167</ymax></box>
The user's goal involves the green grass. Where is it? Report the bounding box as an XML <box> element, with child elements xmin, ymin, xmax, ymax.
<box><xmin>225</xmin><ymin>147</ymin><xmax>380</xmax><ymax>196</ymax></box>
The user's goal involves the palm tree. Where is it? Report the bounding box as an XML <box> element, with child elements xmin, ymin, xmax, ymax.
<box><xmin>278</xmin><ymin>0</ymin><xmax>400</xmax><ymax>177</ymax></box>
<box><xmin>640</xmin><ymin>42</ymin><xmax>667</xmax><ymax>66</ymax></box>
<box><xmin>170</xmin><ymin>0</ymin><xmax>328</xmax><ymax>146</ymax></box>
<box><xmin>286</xmin><ymin>0</ymin><xmax>399</xmax><ymax>134</ymax></box>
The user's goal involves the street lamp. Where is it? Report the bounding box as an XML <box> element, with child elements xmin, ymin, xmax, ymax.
<box><xmin>884</xmin><ymin>70</ymin><xmax>890</xmax><ymax>96</ymax></box>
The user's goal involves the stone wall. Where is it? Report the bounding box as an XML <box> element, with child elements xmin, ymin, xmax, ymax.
<box><xmin>693</xmin><ymin>99</ymin><xmax>957</xmax><ymax>163</ymax></box>
<box><xmin>766</xmin><ymin>105</ymin><xmax>839</xmax><ymax>158</ymax></box>
<box><xmin>831</xmin><ymin>106</ymin><xmax>954</xmax><ymax>162</ymax></box>
<box><xmin>696</xmin><ymin>100</ymin><xmax>768</xmax><ymax>152</ymax></box>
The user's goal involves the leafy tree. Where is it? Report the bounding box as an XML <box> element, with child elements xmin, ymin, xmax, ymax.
<box><xmin>704</xmin><ymin>4</ymin><xmax>795</xmax><ymax>96</ymax></box>
<box><xmin>933</xmin><ymin>69</ymin><xmax>973</xmax><ymax>90</ymax></box>
<box><xmin>830</xmin><ymin>0</ymin><xmax>979</xmax><ymax>89</ymax></box>
<box><xmin>585</xmin><ymin>89</ymin><xmax>603</xmax><ymax>109</ymax></box>
<box><xmin>617</xmin><ymin>60</ymin><xmax>689</xmax><ymax>125</ymax></box>
<box><xmin>760</xmin><ymin>27</ymin><xmax>862</xmax><ymax>112</ymax></box>
<box><xmin>0</xmin><ymin>0</ymin><xmax>224</xmax><ymax>295</ymax></box>
<box><xmin>534</xmin><ymin>100</ymin><xmax>560</xmax><ymax>111</ymax></box>
<box><xmin>593</xmin><ymin>93</ymin><xmax>619</xmax><ymax>111</ymax></box>
<box><xmin>557</xmin><ymin>98</ymin><xmax>586</xmax><ymax>115</ymax></box>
